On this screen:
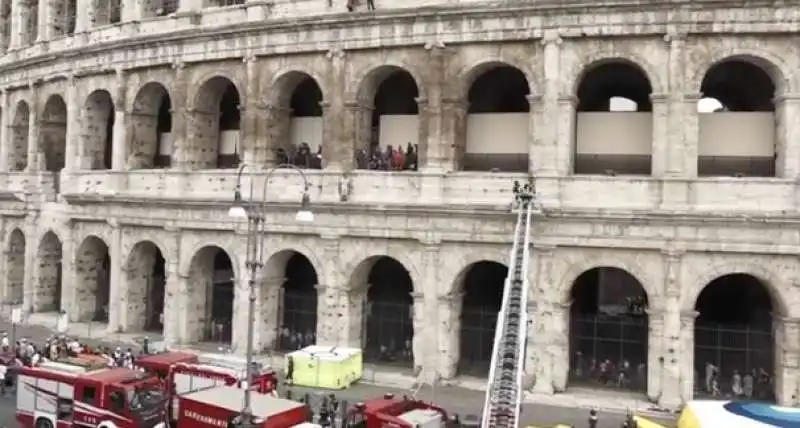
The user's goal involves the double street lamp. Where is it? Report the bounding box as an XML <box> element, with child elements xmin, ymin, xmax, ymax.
<box><xmin>228</xmin><ymin>163</ymin><xmax>315</xmax><ymax>427</ymax></box>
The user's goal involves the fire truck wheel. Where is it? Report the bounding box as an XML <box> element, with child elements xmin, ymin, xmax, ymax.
<box><xmin>35</xmin><ymin>418</ymin><xmax>54</xmax><ymax>428</ymax></box>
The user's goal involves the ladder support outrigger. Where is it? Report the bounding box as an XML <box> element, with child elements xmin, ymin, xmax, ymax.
<box><xmin>481</xmin><ymin>178</ymin><xmax>540</xmax><ymax>428</ymax></box>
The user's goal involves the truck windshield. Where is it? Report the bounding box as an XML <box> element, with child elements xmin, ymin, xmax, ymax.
<box><xmin>127</xmin><ymin>385</ymin><xmax>165</xmax><ymax>412</ymax></box>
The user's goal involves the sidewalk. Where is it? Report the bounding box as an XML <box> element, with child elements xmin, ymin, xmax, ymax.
<box><xmin>12</xmin><ymin>315</ymin><xmax>678</xmax><ymax>417</ymax></box>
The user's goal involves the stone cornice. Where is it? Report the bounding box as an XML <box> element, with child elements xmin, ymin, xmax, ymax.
<box><xmin>2</xmin><ymin>1</ymin><xmax>800</xmax><ymax>86</ymax></box>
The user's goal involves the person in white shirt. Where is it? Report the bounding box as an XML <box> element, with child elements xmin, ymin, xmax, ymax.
<box><xmin>1</xmin><ymin>333</ymin><xmax>9</xmax><ymax>350</ymax></box>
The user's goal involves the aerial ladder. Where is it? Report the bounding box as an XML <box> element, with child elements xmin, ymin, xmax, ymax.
<box><xmin>481</xmin><ymin>179</ymin><xmax>539</xmax><ymax>428</ymax></box>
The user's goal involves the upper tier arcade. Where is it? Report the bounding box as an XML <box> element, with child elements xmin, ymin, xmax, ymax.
<box><xmin>0</xmin><ymin>0</ymin><xmax>798</xmax><ymax>218</ymax></box>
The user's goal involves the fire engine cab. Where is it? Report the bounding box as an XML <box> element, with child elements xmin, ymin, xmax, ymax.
<box><xmin>345</xmin><ymin>394</ymin><xmax>449</xmax><ymax>428</ymax></box>
<box><xmin>178</xmin><ymin>385</ymin><xmax>315</xmax><ymax>428</ymax></box>
<box><xmin>136</xmin><ymin>351</ymin><xmax>277</xmax><ymax>422</ymax></box>
<box><xmin>16</xmin><ymin>356</ymin><xmax>167</xmax><ymax>428</ymax></box>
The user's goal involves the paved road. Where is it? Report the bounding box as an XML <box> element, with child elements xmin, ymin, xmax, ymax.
<box><xmin>0</xmin><ymin>318</ymin><xmax>678</xmax><ymax>428</ymax></box>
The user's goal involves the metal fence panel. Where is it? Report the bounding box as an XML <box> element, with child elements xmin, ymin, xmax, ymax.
<box><xmin>458</xmin><ymin>306</ymin><xmax>498</xmax><ymax>376</ymax></box>
<box><xmin>694</xmin><ymin>323</ymin><xmax>774</xmax><ymax>401</ymax></box>
<box><xmin>277</xmin><ymin>291</ymin><xmax>318</xmax><ymax>351</ymax></box>
<box><xmin>363</xmin><ymin>300</ymin><xmax>413</xmax><ymax>365</ymax></box>
<box><xmin>569</xmin><ymin>315</ymin><xmax>648</xmax><ymax>392</ymax></box>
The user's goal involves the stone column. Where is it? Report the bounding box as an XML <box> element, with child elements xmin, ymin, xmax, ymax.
<box><xmin>260</xmin><ymin>277</ymin><xmax>283</xmax><ymax>351</ymax></box>
<box><xmin>170</xmin><ymin>62</ymin><xmax>189</xmax><ymax>169</ymax></box>
<box><xmin>74</xmin><ymin>0</ymin><xmax>91</xmax><ymax>33</ymax></box>
<box><xmin>35</xmin><ymin>0</ymin><xmax>48</xmax><ymax>42</ymax></box>
<box><xmin>649</xmin><ymin>93</ymin><xmax>669</xmax><ymax>176</ymax></box>
<box><xmin>678</xmin><ymin>310</ymin><xmax>698</xmax><ymax>403</ymax></box>
<box><xmin>105</xmin><ymin>222</ymin><xmax>122</xmax><ymax>333</ymax></box>
<box><xmin>163</xmin><ymin>261</ymin><xmax>187</xmax><ymax>346</ymax></box>
<box><xmin>25</xmin><ymin>81</ymin><xmax>39</xmax><ymax>171</ymax></box>
<box><xmin>555</xmin><ymin>96</ymin><xmax>577</xmax><ymax>174</ymax></box>
<box><xmin>8</xmin><ymin>0</ymin><xmax>25</xmax><ymax>48</ymax></box>
<box><xmin>774</xmin><ymin>316</ymin><xmax>800</xmax><ymax>406</ymax></box>
<box><xmin>322</xmin><ymin>47</ymin><xmax>352</xmax><ymax>171</ymax></box>
<box><xmin>0</xmin><ymin>89</ymin><xmax>9</xmax><ymax>172</ymax></box>
<box><xmin>241</xmin><ymin>55</ymin><xmax>264</xmax><ymax>167</ymax></box>
<box><xmin>775</xmin><ymin>95</ymin><xmax>800</xmax><ymax>179</ymax></box>
<box><xmin>657</xmin><ymin>250</ymin><xmax>684</xmax><ymax>408</ymax></box>
<box><xmin>529</xmin><ymin>245</ymin><xmax>556</xmax><ymax>394</ymax></box>
<box><xmin>436</xmin><ymin>292</ymin><xmax>462</xmax><ymax>379</ymax></box>
<box><xmin>418</xmin><ymin>43</ymin><xmax>452</xmax><ymax>172</ymax></box>
<box><xmin>410</xmin><ymin>291</ymin><xmax>427</xmax><ymax>373</ymax></box>
<box><xmin>681</xmin><ymin>93</ymin><xmax>702</xmax><ymax>177</ymax></box>
<box><xmin>664</xmin><ymin>32</ymin><xmax>691</xmax><ymax>176</ymax></box>
<box><xmin>646</xmin><ymin>308</ymin><xmax>665</xmax><ymax>402</ymax></box>
<box><xmin>538</xmin><ymin>31</ymin><xmax>562</xmax><ymax>175</ymax></box>
<box><xmin>443</xmin><ymin>98</ymin><xmax>467</xmax><ymax>171</ymax></box>
<box><xmin>111</xmin><ymin>70</ymin><xmax>127</xmax><ymax>171</ymax></box>
<box><xmin>344</xmin><ymin>101</ymin><xmax>371</xmax><ymax>160</ymax></box>
<box><xmin>64</xmin><ymin>74</ymin><xmax>79</xmax><ymax>171</ymax></box>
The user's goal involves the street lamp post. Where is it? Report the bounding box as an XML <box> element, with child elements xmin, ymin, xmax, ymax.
<box><xmin>228</xmin><ymin>163</ymin><xmax>315</xmax><ymax>428</ymax></box>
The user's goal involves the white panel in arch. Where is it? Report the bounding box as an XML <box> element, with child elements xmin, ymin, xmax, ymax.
<box><xmin>576</xmin><ymin>112</ymin><xmax>652</xmax><ymax>155</ymax></box>
<box><xmin>699</xmin><ymin>112</ymin><xmax>775</xmax><ymax>156</ymax></box>
<box><xmin>466</xmin><ymin>113</ymin><xmax>528</xmax><ymax>154</ymax></box>
<box><xmin>219</xmin><ymin>131</ymin><xmax>240</xmax><ymax>155</ymax></box>
<box><xmin>290</xmin><ymin>118</ymin><xmax>323</xmax><ymax>150</ymax></box>
<box><xmin>159</xmin><ymin>133</ymin><xmax>173</xmax><ymax>156</ymax></box>
<box><xmin>378</xmin><ymin>115</ymin><xmax>419</xmax><ymax>150</ymax></box>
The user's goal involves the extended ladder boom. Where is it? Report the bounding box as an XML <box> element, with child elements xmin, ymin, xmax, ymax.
<box><xmin>481</xmin><ymin>180</ymin><xmax>537</xmax><ymax>428</ymax></box>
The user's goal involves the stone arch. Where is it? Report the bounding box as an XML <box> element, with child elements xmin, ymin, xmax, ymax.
<box><xmin>5</xmin><ymin>228</ymin><xmax>25</xmax><ymax>305</ymax></box>
<box><xmin>343</xmin><ymin>250</ymin><xmax>421</xmax><ymax>293</ymax></box>
<box><xmin>683</xmin><ymin>263</ymin><xmax>789</xmax><ymax>316</ymax></box>
<box><xmin>691</xmin><ymin>51</ymin><xmax>790</xmax><ymax>95</ymax></box>
<box><xmin>455</xmin><ymin>259</ymin><xmax>510</xmax><ymax>375</ymax></box>
<box><xmin>41</xmin><ymin>94</ymin><xmax>68</xmax><ymax>172</ymax></box>
<box><xmin>266</xmin><ymin>70</ymin><xmax>325</xmax><ymax>161</ymax></box>
<box><xmin>74</xmin><ymin>235</ymin><xmax>111</xmax><ymax>322</ymax></box>
<box><xmin>570</xmin><ymin>54</ymin><xmax>664</xmax><ymax>97</ymax></box>
<box><xmin>82</xmin><ymin>89</ymin><xmax>115</xmax><ymax>170</ymax></box>
<box><xmin>129</xmin><ymin>81</ymin><xmax>173</xmax><ymax>169</ymax></box>
<box><xmin>352</xmin><ymin>64</ymin><xmax>423</xmax><ymax>168</ymax></box>
<box><xmin>263</xmin><ymin>249</ymin><xmax>320</xmax><ymax>351</ymax></box>
<box><xmin>9</xmin><ymin>100</ymin><xmax>30</xmax><ymax>171</ymax></box>
<box><xmin>187</xmin><ymin>75</ymin><xmax>243</xmax><ymax>169</ymax></box>
<box><xmin>447</xmin><ymin>249</ymin><xmax>508</xmax><ymax>295</ymax></box>
<box><xmin>185</xmin><ymin>245</ymin><xmax>237</xmax><ymax>343</ymax></box>
<box><xmin>34</xmin><ymin>230</ymin><xmax>63</xmax><ymax>312</ymax></box>
<box><xmin>455</xmin><ymin>59</ymin><xmax>539</xmax><ymax>100</ymax></box>
<box><xmin>557</xmin><ymin>257</ymin><xmax>656</xmax><ymax>305</ymax></box>
<box><xmin>123</xmin><ymin>240</ymin><xmax>168</xmax><ymax>331</ymax></box>
<box><xmin>180</xmin><ymin>240</ymin><xmax>240</xmax><ymax>279</ymax></box>
<box><xmin>263</xmin><ymin>245</ymin><xmax>323</xmax><ymax>279</ymax></box>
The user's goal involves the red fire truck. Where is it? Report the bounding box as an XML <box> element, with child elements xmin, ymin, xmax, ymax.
<box><xmin>344</xmin><ymin>393</ymin><xmax>450</xmax><ymax>428</ymax></box>
<box><xmin>177</xmin><ymin>384</ymin><xmax>314</xmax><ymax>428</ymax></box>
<box><xmin>16</xmin><ymin>356</ymin><xmax>168</xmax><ymax>428</ymax></box>
<box><xmin>136</xmin><ymin>351</ymin><xmax>278</xmax><ymax>422</ymax></box>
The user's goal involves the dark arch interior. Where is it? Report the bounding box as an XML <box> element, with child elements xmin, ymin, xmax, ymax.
<box><xmin>94</xmin><ymin>252</ymin><xmax>111</xmax><ymax>321</ymax></box>
<box><xmin>209</xmin><ymin>250</ymin><xmax>234</xmax><ymax>342</ymax></box>
<box><xmin>290</xmin><ymin>78</ymin><xmax>323</xmax><ymax>117</ymax></box>
<box><xmin>218</xmin><ymin>83</ymin><xmax>240</xmax><ymax>130</ymax></box>
<box><xmin>373</xmin><ymin>70</ymin><xmax>419</xmax><ymax>117</ymax></box>
<box><xmin>155</xmin><ymin>94</ymin><xmax>172</xmax><ymax>168</ymax></box>
<box><xmin>569</xmin><ymin>267</ymin><xmax>648</xmax><ymax>392</ymax></box>
<box><xmin>458</xmin><ymin>261</ymin><xmax>508</xmax><ymax>376</ymax></box>
<box><xmin>701</xmin><ymin>61</ymin><xmax>775</xmax><ymax>112</ymax></box>
<box><xmin>468</xmin><ymin>66</ymin><xmax>530</xmax><ymax>114</ymax></box>
<box><xmin>279</xmin><ymin>253</ymin><xmax>319</xmax><ymax>351</ymax></box>
<box><xmin>104</xmin><ymin>103</ymin><xmax>114</xmax><ymax>170</ymax></box>
<box><xmin>146</xmin><ymin>247</ymin><xmax>166</xmax><ymax>331</ymax></box>
<box><xmin>577</xmin><ymin>62</ymin><xmax>653</xmax><ymax>112</ymax></box>
<box><xmin>41</xmin><ymin>97</ymin><xmax>67</xmax><ymax>172</ymax></box>
<box><xmin>364</xmin><ymin>257</ymin><xmax>414</xmax><ymax>365</ymax></box>
<box><xmin>694</xmin><ymin>274</ymin><xmax>776</xmax><ymax>401</ymax></box>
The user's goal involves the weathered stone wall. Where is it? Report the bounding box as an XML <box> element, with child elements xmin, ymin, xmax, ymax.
<box><xmin>73</xmin><ymin>236</ymin><xmax>108</xmax><ymax>322</ymax></box>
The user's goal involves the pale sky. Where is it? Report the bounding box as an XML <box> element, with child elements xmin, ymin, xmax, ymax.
<box><xmin>608</xmin><ymin>96</ymin><xmax>724</xmax><ymax>113</ymax></box>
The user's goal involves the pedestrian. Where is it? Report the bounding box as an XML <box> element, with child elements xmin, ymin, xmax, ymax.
<box><xmin>366</xmin><ymin>0</ymin><xmax>375</xmax><ymax>10</ymax></box>
<box><xmin>285</xmin><ymin>356</ymin><xmax>295</xmax><ymax>385</ymax></box>
<box><xmin>588</xmin><ymin>408</ymin><xmax>598</xmax><ymax>428</ymax></box>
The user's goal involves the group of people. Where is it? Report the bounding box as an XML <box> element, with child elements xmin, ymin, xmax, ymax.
<box><xmin>701</xmin><ymin>362</ymin><xmax>773</xmax><ymax>400</ymax></box>
<box><xmin>274</xmin><ymin>142</ymin><xmax>419</xmax><ymax>171</ymax></box>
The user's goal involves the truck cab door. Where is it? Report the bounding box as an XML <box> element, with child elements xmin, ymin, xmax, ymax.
<box><xmin>74</xmin><ymin>381</ymin><xmax>100</xmax><ymax>426</ymax></box>
<box><xmin>106</xmin><ymin>385</ymin><xmax>128</xmax><ymax>418</ymax></box>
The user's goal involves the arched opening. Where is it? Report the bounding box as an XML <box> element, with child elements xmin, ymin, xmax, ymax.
<box><xmin>568</xmin><ymin>267</ymin><xmax>648</xmax><ymax>392</ymax></box>
<box><xmin>41</xmin><ymin>95</ymin><xmax>68</xmax><ymax>172</ymax></box>
<box><xmin>130</xmin><ymin>82</ymin><xmax>173</xmax><ymax>169</ymax></box>
<box><xmin>51</xmin><ymin>0</ymin><xmax>75</xmax><ymax>36</ymax></box>
<box><xmin>124</xmin><ymin>241</ymin><xmax>166</xmax><ymax>332</ymax></box>
<box><xmin>698</xmin><ymin>58</ymin><xmax>777</xmax><ymax>177</ymax></box>
<box><xmin>271</xmin><ymin>72</ymin><xmax>324</xmax><ymax>169</ymax></box>
<box><xmin>92</xmin><ymin>0</ymin><xmax>121</xmax><ymax>25</ymax></box>
<box><xmin>188</xmin><ymin>77</ymin><xmax>241</xmax><ymax>170</ymax></box>
<box><xmin>274</xmin><ymin>252</ymin><xmax>319</xmax><ymax>351</ymax></box>
<box><xmin>22</xmin><ymin>0</ymin><xmax>37</xmax><ymax>45</ymax></box>
<box><xmin>463</xmin><ymin>64</ymin><xmax>530</xmax><ymax>172</ymax></box>
<box><xmin>34</xmin><ymin>232</ymin><xmax>62</xmax><ymax>312</ymax></box>
<box><xmin>83</xmin><ymin>90</ymin><xmax>115</xmax><ymax>170</ymax></box>
<box><xmin>694</xmin><ymin>274</ymin><xmax>776</xmax><ymax>401</ymax></box>
<box><xmin>353</xmin><ymin>66</ymin><xmax>419</xmax><ymax>171</ymax></box>
<box><xmin>574</xmin><ymin>60</ymin><xmax>653</xmax><ymax>175</ymax></box>
<box><xmin>10</xmin><ymin>101</ymin><xmax>30</xmax><ymax>172</ymax></box>
<box><xmin>350</xmin><ymin>256</ymin><xmax>414</xmax><ymax>366</ymax></box>
<box><xmin>5</xmin><ymin>229</ymin><xmax>25</xmax><ymax>306</ymax></box>
<box><xmin>457</xmin><ymin>261</ymin><xmax>508</xmax><ymax>376</ymax></box>
<box><xmin>74</xmin><ymin>236</ymin><xmax>110</xmax><ymax>323</ymax></box>
<box><xmin>141</xmin><ymin>0</ymin><xmax>177</xmax><ymax>17</ymax></box>
<box><xmin>187</xmin><ymin>246</ymin><xmax>235</xmax><ymax>343</ymax></box>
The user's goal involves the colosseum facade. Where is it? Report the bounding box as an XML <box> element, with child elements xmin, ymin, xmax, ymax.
<box><xmin>0</xmin><ymin>0</ymin><xmax>798</xmax><ymax>410</ymax></box>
